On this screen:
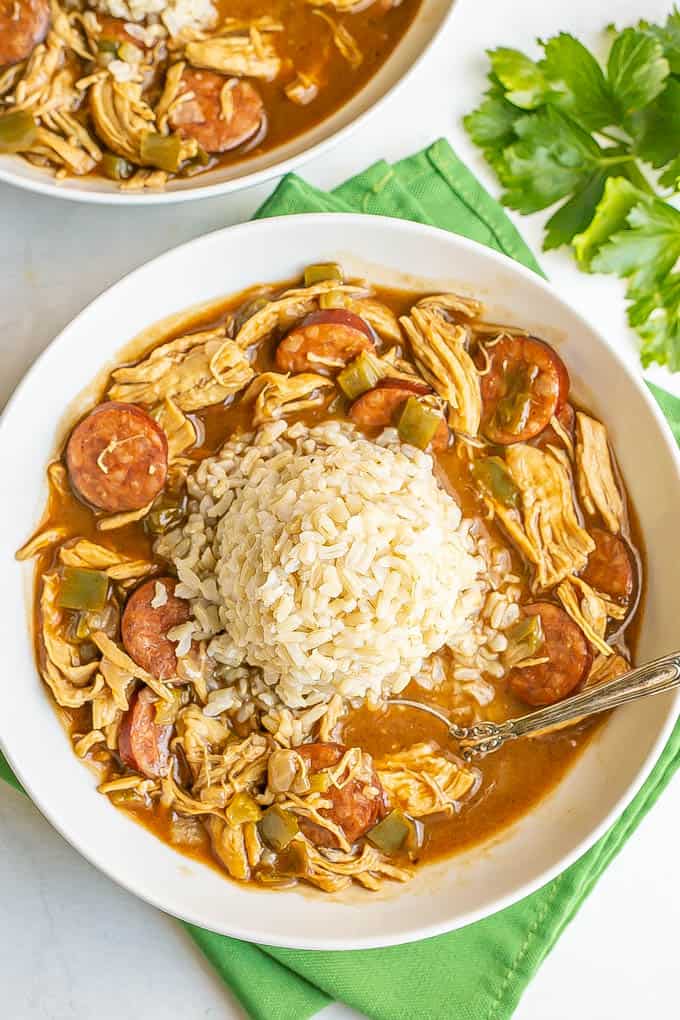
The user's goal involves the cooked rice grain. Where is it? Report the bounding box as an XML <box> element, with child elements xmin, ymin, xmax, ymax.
<box><xmin>157</xmin><ymin>421</ymin><xmax>491</xmax><ymax>708</ymax></box>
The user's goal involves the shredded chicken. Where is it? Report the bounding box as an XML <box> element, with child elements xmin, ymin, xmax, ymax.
<box><xmin>39</xmin><ymin>574</ymin><xmax>103</xmax><ymax>708</ymax></box>
<box><xmin>312</xmin><ymin>11</ymin><xmax>362</xmax><ymax>67</ymax></box>
<box><xmin>209</xmin><ymin>816</ymin><xmax>251</xmax><ymax>879</ymax></box>
<box><xmin>287</xmin><ymin>838</ymin><xmax>411</xmax><ymax>893</ymax></box>
<box><xmin>108</xmin><ymin>328</ymin><xmax>254</xmax><ymax>410</ymax></box>
<box><xmin>415</xmin><ymin>292</ymin><xmax>484</xmax><ymax>320</ymax></box>
<box><xmin>58</xmin><ymin>539</ymin><xmax>154</xmax><ymax>580</ymax></box>
<box><xmin>243</xmin><ymin>371</ymin><xmax>334</xmax><ymax>425</ymax></box>
<box><xmin>399</xmin><ymin>307</ymin><xmax>481</xmax><ymax>435</ymax></box>
<box><xmin>556</xmin><ymin>578</ymin><xmax>613</xmax><ymax>657</ymax></box>
<box><xmin>502</xmin><ymin>444</ymin><xmax>594</xmax><ymax>590</ymax></box>
<box><xmin>234</xmin><ymin>280</ymin><xmax>368</xmax><ymax>349</ymax></box>
<box><xmin>349</xmin><ymin>298</ymin><xmax>401</xmax><ymax>342</ymax></box>
<box><xmin>376</xmin><ymin>742</ymin><xmax>478</xmax><ymax>817</ymax></box>
<box><xmin>154</xmin><ymin>397</ymin><xmax>197</xmax><ymax>458</ymax></box>
<box><xmin>575</xmin><ymin>413</ymin><xmax>624</xmax><ymax>534</ymax></box>
<box><xmin>185</xmin><ymin>26</ymin><xmax>282</xmax><ymax>81</ymax></box>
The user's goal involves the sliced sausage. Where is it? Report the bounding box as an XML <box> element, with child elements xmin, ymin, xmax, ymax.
<box><xmin>121</xmin><ymin>577</ymin><xmax>190</xmax><ymax>680</ymax></box>
<box><xmin>349</xmin><ymin>378</ymin><xmax>448</xmax><ymax>449</ymax></box>
<box><xmin>66</xmin><ymin>401</ymin><xmax>168</xmax><ymax>513</ymax></box>
<box><xmin>508</xmin><ymin>602</ymin><xmax>592</xmax><ymax>707</ymax></box>
<box><xmin>480</xmin><ymin>335</ymin><xmax>570</xmax><ymax>445</ymax></box>
<box><xmin>276</xmin><ymin>310</ymin><xmax>374</xmax><ymax>374</ymax></box>
<box><xmin>168</xmin><ymin>69</ymin><xmax>264</xmax><ymax>154</ymax></box>
<box><xmin>118</xmin><ymin>686</ymin><xmax>172</xmax><ymax>778</ymax></box>
<box><xmin>296</xmin><ymin>742</ymin><xmax>387</xmax><ymax>848</ymax></box>
<box><xmin>0</xmin><ymin>0</ymin><xmax>49</xmax><ymax>66</ymax></box>
<box><xmin>581</xmin><ymin>528</ymin><xmax>636</xmax><ymax>603</ymax></box>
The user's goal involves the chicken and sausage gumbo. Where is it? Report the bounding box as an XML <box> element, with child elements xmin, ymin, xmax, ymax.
<box><xmin>0</xmin><ymin>0</ymin><xmax>420</xmax><ymax>189</ymax></box>
<box><xmin>19</xmin><ymin>265</ymin><xmax>641</xmax><ymax>893</ymax></box>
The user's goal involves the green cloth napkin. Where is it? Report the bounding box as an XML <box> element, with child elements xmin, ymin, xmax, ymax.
<box><xmin>2</xmin><ymin>139</ymin><xmax>680</xmax><ymax>1020</ymax></box>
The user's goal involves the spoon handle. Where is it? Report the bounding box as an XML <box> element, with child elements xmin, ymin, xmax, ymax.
<box><xmin>458</xmin><ymin>651</ymin><xmax>680</xmax><ymax>761</ymax></box>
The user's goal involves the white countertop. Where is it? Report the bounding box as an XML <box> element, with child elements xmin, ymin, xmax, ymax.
<box><xmin>1</xmin><ymin>0</ymin><xmax>678</xmax><ymax>1017</ymax></box>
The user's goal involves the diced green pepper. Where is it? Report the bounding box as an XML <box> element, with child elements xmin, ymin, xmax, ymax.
<box><xmin>140</xmin><ymin>131</ymin><xmax>184</xmax><ymax>173</ymax></box>
<box><xmin>366</xmin><ymin>810</ymin><xmax>412</xmax><ymax>853</ymax></box>
<box><xmin>100</xmin><ymin>152</ymin><xmax>133</xmax><ymax>181</ymax></box>
<box><xmin>337</xmin><ymin>351</ymin><xmax>384</xmax><ymax>401</ymax></box>
<box><xmin>258</xmin><ymin>806</ymin><xmax>299</xmax><ymax>851</ymax></box>
<box><xmin>471</xmin><ymin>456</ymin><xmax>519</xmax><ymax>508</ymax></box>
<box><xmin>507</xmin><ymin>614</ymin><xmax>544</xmax><ymax>657</ymax></box>
<box><xmin>303</xmin><ymin>263</ymin><xmax>343</xmax><ymax>287</ymax></box>
<box><xmin>308</xmin><ymin>772</ymin><xmax>331</xmax><ymax>794</ymax></box>
<box><xmin>0</xmin><ymin>111</ymin><xmax>37</xmax><ymax>153</ymax></box>
<box><xmin>57</xmin><ymin>567</ymin><xmax>108</xmax><ymax>612</ymax></box>
<box><xmin>397</xmin><ymin>396</ymin><xmax>442</xmax><ymax>450</ymax></box>
<box><xmin>154</xmin><ymin>688</ymin><xmax>185</xmax><ymax>725</ymax></box>
<box><xmin>145</xmin><ymin>501</ymin><xmax>186</xmax><ymax>536</ymax></box>
<box><xmin>319</xmin><ymin>290</ymin><xmax>348</xmax><ymax>310</ymax></box>
<box><xmin>226</xmin><ymin>791</ymin><xmax>263</xmax><ymax>825</ymax></box>
<box><xmin>494</xmin><ymin>363</ymin><xmax>538</xmax><ymax>434</ymax></box>
<box><xmin>97</xmin><ymin>38</ymin><xmax>120</xmax><ymax>54</ymax></box>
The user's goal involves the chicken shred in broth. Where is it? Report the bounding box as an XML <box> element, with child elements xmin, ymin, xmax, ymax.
<box><xmin>0</xmin><ymin>0</ymin><xmax>420</xmax><ymax>189</ymax></box>
<box><xmin>18</xmin><ymin>264</ymin><xmax>643</xmax><ymax>894</ymax></box>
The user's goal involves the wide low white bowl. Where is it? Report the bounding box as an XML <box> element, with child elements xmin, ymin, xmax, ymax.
<box><xmin>1</xmin><ymin>215</ymin><xmax>679</xmax><ymax>949</ymax></box>
<box><xmin>0</xmin><ymin>0</ymin><xmax>454</xmax><ymax>205</ymax></box>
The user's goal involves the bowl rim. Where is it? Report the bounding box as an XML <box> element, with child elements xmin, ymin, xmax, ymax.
<box><xmin>0</xmin><ymin>0</ymin><xmax>459</xmax><ymax>206</ymax></box>
<box><xmin>2</xmin><ymin>212</ymin><xmax>680</xmax><ymax>949</ymax></box>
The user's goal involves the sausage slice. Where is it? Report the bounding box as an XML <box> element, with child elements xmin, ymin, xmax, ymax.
<box><xmin>349</xmin><ymin>379</ymin><xmax>449</xmax><ymax>450</ymax></box>
<box><xmin>66</xmin><ymin>401</ymin><xmax>168</xmax><ymax>513</ymax></box>
<box><xmin>0</xmin><ymin>0</ymin><xmax>50</xmax><ymax>66</ymax></box>
<box><xmin>276</xmin><ymin>310</ymin><xmax>374</xmax><ymax>374</ymax></box>
<box><xmin>480</xmin><ymin>335</ymin><xmax>570</xmax><ymax>445</ymax></box>
<box><xmin>118</xmin><ymin>686</ymin><xmax>172</xmax><ymax>778</ymax></box>
<box><xmin>168</xmin><ymin>69</ymin><xmax>264</xmax><ymax>154</ymax></box>
<box><xmin>296</xmin><ymin>742</ymin><xmax>387</xmax><ymax>848</ymax></box>
<box><xmin>121</xmin><ymin>577</ymin><xmax>190</xmax><ymax>680</ymax></box>
<box><xmin>508</xmin><ymin>602</ymin><xmax>592</xmax><ymax>707</ymax></box>
<box><xmin>581</xmin><ymin>528</ymin><xmax>636</xmax><ymax>603</ymax></box>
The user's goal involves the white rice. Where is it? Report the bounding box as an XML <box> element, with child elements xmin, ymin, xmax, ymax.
<box><xmin>157</xmin><ymin>421</ymin><xmax>505</xmax><ymax>711</ymax></box>
<box><xmin>91</xmin><ymin>0</ymin><xmax>217</xmax><ymax>38</ymax></box>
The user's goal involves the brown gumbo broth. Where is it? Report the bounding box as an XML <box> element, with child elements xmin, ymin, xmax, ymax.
<box><xmin>21</xmin><ymin>268</ymin><xmax>642</xmax><ymax>893</ymax></box>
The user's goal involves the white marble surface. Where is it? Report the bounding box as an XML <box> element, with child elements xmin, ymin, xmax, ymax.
<box><xmin>1</xmin><ymin>0</ymin><xmax>678</xmax><ymax>1017</ymax></box>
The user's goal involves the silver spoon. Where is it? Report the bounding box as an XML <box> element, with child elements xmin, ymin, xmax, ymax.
<box><xmin>389</xmin><ymin>651</ymin><xmax>680</xmax><ymax>762</ymax></box>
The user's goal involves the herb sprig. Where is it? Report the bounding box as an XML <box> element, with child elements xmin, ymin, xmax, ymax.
<box><xmin>464</xmin><ymin>10</ymin><xmax>680</xmax><ymax>371</ymax></box>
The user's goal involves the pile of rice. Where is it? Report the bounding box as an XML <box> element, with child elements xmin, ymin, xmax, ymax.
<box><xmin>158</xmin><ymin>420</ymin><xmax>504</xmax><ymax>710</ymax></box>
<box><xmin>92</xmin><ymin>0</ymin><xmax>217</xmax><ymax>38</ymax></box>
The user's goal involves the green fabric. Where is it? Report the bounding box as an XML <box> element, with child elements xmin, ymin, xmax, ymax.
<box><xmin>1</xmin><ymin>138</ymin><xmax>679</xmax><ymax>1020</ymax></box>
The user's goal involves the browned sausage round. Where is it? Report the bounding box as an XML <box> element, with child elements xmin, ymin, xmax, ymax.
<box><xmin>168</xmin><ymin>69</ymin><xmax>264</xmax><ymax>154</ymax></box>
<box><xmin>581</xmin><ymin>528</ymin><xmax>636</xmax><ymax>603</ymax></box>
<box><xmin>508</xmin><ymin>602</ymin><xmax>592</xmax><ymax>707</ymax></box>
<box><xmin>121</xmin><ymin>577</ymin><xmax>190</xmax><ymax>680</ymax></box>
<box><xmin>296</xmin><ymin>742</ymin><xmax>387</xmax><ymax>848</ymax></box>
<box><xmin>118</xmin><ymin>686</ymin><xmax>172</xmax><ymax>778</ymax></box>
<box><xmin>276</xmin><ymin>310</ymin><xmax>375</xmax><ymax>374</ymax></box>
<box><xmin>480</xmin><ymin>335</ymin><xmax>570</xmax><ymax>445</ymax></box>
<box><xmin>349</xmin><ymin>378</ymin><xmax>448</xmax><ymax>449</ymax></box>
<box><xmin>66</xmin><ymin>401</ymin><xmax>168</xmax><ymax>513</ymax></box>
<box><xmin>0</xmin><ymin>0</ymin><xmax>49</xmax><ymax>66</ymax></box>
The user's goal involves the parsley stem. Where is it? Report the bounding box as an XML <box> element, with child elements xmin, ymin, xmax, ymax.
<box><xmin>598</xmin><ymin>155</ymin><xmax>637</xmax><ymax>166</ymax></box>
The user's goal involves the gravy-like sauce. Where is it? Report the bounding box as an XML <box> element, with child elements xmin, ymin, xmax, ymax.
<box><xmin>31</xmin><ymin>278</ymin><xmax>641</xmax><ymax>878</ymax></box>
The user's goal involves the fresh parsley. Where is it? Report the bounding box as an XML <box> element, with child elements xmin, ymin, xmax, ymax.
<box><xmin>464</xmin><ymin>10</ymin><xmax>680</xmax><ymax>371</ymax></box>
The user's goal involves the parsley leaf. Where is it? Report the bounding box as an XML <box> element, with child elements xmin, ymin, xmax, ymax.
<box><xmin>499</xmin><ymin>107</ymin><xmax>604</xmax><ymax>213</ymax></box>
<box><xmin>462</xmin><ymin>78</ymin><xmax>521</xmax><ymax>165</ymax></box>
<box><xmin>638</xmin><ymin>7</ymin><xmax>680</xmax><ymax>75</ymax></box>
<box><xmin>463</xmin><ymin>17</ymin><xmax>680</xmax><ymax>370</ymax></box>
<box><xmin>487</xmin><ymin>48</ymin><xmax>550</xmax><ymax>110</ymax></box>
<box><xmin>607</xmin><ymin>29</ymin><xmax>670</xmax><ymax>118</ymax></box>
<box><xmin>540</xmin><ymin>33</ymin><xmax>617</xmax><ymax>131</ymax></box>
<box><xmin>573</xmin><ymin>176</ymin><xmax>645</xmax><ymax>268</ymax></box>
<box><xmin>630</xmin><ymin>78</ymin><xmax>680</xmax><ymax>168</ymax></box>
<box><xmin>592</xmin><ymin>200</ymin><xmax>680</xmax><ymax>294</ymax></box>
<box><xmin>631</xmin><ymin>274</ymin><xmax>680</xmax><ymax>371</ymax></box>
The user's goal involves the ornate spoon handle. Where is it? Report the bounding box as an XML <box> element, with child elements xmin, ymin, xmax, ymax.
<box><xmin>389</xmin><ymin>651</ymin><xmax>680</xmax><ymax>762</ymax></box>
<box><xmin>458</xmin><ymin>651</ymin><xmax>680</xmax><ymax>761</ymax></box>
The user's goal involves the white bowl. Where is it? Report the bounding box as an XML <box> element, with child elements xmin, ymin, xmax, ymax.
<box><xmin>1</xmin><ymin>214</ymin><xmax>679</xmax><ymax>949</ymax></box>
<box><xmin>0</xmin><ymin>0</ymin><xmax>454</xmax><ymax>205</ymax></box>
